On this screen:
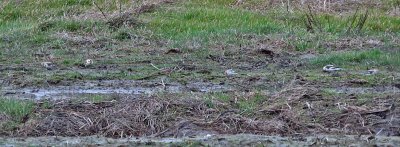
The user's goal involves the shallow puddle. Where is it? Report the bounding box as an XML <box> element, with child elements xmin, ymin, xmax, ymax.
<box><xmin>1</xmin><ymin>80</ymin><xmax>233</xmax><ymax>100</ymax></box>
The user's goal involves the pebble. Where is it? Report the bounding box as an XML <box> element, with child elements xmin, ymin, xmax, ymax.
<box><xmin>225</xmin><ymin>69</ymin><xmax>237</xmax><ymax>76</ymax></box>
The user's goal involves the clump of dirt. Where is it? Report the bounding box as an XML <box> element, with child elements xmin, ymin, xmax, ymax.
<box><xmin>106</xmin><ymin>12</ymin><xmax>141</xmax><ymax>29</ymax></box>
<box><xmin>205</xmin><ymin>34</ymin><xmax>300</xmax><ymax>71</ymax></box>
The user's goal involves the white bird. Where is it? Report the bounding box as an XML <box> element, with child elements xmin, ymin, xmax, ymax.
<box><xmin>41</xmin><ymin>62</ymin><xmax>55</xmax><ymax>70</ymax></box>
<box><xmin>225</xmin><ymin>69</ymin><xmax>237</xmax><ymax>76</ymax></box>
<box><xmin>323</xmin><ymin>65</ymin><xmax>342</xmax><ymax>72</ymax></box>
<box><xmin>84</xmin><ymin>59</ymin><xmax>93</xmax><ymax>67</ymax></box>
<box><xmin>366</xmin><ymin>69</ymin><xmax>378</xmax><ymax>75</ymax></box>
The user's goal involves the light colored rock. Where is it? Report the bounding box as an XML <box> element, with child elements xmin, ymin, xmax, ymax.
<box><xmin>225</xmin><ymin>69</ymin><xmax>237</xmax><ymax>76</ymax></box>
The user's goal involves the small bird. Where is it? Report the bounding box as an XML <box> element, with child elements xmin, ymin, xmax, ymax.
<box><xmin>366</xmin><ymin>69</ymin><xmax>378</xmax><ymax>75</ymax></box>
<box><xmin>84</xmin><ymin>59</ymin><xmax>93</xmax><ymax>67</ymax></box>
<box><xmin>323</xmin><ymin>65</ymin><xmax>342</xmax><ymax>72</ymax></box>
<box><xmin>41</xmin><ymin>62</ymin><xmax>56</xmax><ymax>70</ymax></box>
<box><xmin>225</xmin><ymin>69</ymin><xmax>237</xmax><ymax>76</ymax></box>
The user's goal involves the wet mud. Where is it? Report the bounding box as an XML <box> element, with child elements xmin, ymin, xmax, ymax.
<box><xmin>1</xmin><ymin>80</ymin><xmax>233</xmax><ymax>100</ymax></box>
<box><xmin>1</xmin><ymin>134</ymin><xmax>399</xmax><ymax>146</ymax></box>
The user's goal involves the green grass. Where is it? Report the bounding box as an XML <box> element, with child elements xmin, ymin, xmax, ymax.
<box><xmin>237</xmin><ymin>92</ymin><xmax>267</xmax><ymax>114</ymax></box>
<box><xmin>310</xmin><ymin>49</ymin><xmax>400</xmax><ymax>68</ymax></box>
<box><xmin>146</xmin><ymin>2</ymin><xmax>282</xmax><ymax>46</ymax></box>
<box><xmin>0</xmin><ymin>98</ymin><xmax>35</xmax><ymax>122</ymax></box>
<box><xmin>208</xmin><ymin>92</ymin><xmax>231</xmax><ymax>102</ymax></box>
<box><xmin>206</xmin><ymin>92</ymin><xmax>268</xmax><ymax>114</ymax></box>
<box><xmin>140</xmin><ymin>0</ymin><xmax>400</xmax><ymax>53</ymax></box>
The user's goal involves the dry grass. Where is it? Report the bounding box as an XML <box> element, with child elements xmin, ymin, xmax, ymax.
<box><xmin>240</xmin><ymin>0</ymin><xmax>385</xmax><ymax>13</ymax></box>
<box><xmin>11</xmin><ymin>94</ymin><xmax>306</xmax><ymax>138</ymax></box>
<box><xmin>5</xmin><ymin>88</ymin><xmax>397</xmax><ymax>138</ymax></box>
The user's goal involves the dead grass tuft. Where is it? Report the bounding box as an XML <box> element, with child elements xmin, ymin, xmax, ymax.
<box><xmin>0</xmin><ymin>112</ymin><xmax>11</xmax><ymax>130</ymax></box>
<box><xmin>323</xmin><ymin>37</ymin><xmax>385</xmax><ymax>51</ymax></box>
<box><xmin>13</xmin><ymin>94</ymin><xmax>311</xmax><ymax>138</ymax></box>
<box><xmin>71</xmin><ymin>0</ymin><xmax>172</xmax><ymax>22</ymax></box>
<box><xmin>53</xmin><ymin>32</ymin><xmax>97</xmax><ymax>45</ymax></box>
<box><xmin>3</xmin><ymin>90</ymin><xmax>400</xmax><ymax>138</ymax></box>
<box><xmin>241</xmin><ymin>0</ymin><xmax>383</xmax><ymax>13</ymax></box>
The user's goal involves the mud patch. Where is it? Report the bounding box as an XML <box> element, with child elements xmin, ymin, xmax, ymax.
<box><xmin>1</xmin><ymin>134</ymin><xmax>399</xmax><ymax>146</ymax></box>
<box><xmin>1</xmin><ymin>80</ymin><xmax>233</xmax><ymax>100</ymax></box>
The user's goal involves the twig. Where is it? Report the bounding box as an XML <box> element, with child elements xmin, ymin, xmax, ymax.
<box><xmin>308</xmin><ymin>5</ymin><xmax>322</xmax><ymax>32</ymax></box>
<box><xmin>306</xmin><ymin>101</ymin><xmax>312</xmax><ymax>109</ymax></box>
<box><xmin>356</xmin><ymin>9</ymin><xmax>369</xmax><ymax>33</ymax></box>
<box><xmin>93</xmin><ymin>1</ymin><xmax>108</xmax><ymax>19</ymax></box>
<box><xmin>161</xmin><ymin>78</ymin><xmax>166</xmax><ymax>90</ymax></box>
<box><xmin>375</xmin><ymin>128</ymin><xmax>383</xmax><ymax>136</ymax></box>
<box><xmin>286</xmin><ymin>101</ymin><xmax>292</xmax><ymax>110</ymax></box>
<box><xmin>346</xmin><ymin>6</ymin><xmax>359</xmax><ymax>34</ymax></box>
<box><xmin>150</xmin><ymin>128</ymin><xmax>170</xmax><ymax>137</ymax></box>
<box><xmin>286</xmin><ymin>0</ymin><xmax>290</xmax><ymax>12</ymax></box>
<box><xmin>119</xmin><ymin>0</ymin><xmax>122</xmax><ymax>15</ymax></box>
<box><xmin>115</xmin><ymin>119</ymin><xmax>136</xmax><ymax>132</ymax></box>
<box><xmin>150</xmin><ymin>63</ymin><xmax>162</xmax><ymax>71</ymax></box>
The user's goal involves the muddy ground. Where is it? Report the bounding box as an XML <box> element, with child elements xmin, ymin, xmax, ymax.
<box><xmin>2</xmin><ymin>134</ymin><xmax>400</xmax><ymax>146</ymax></box>
<box><xmin>1</xmin><ymin>0</ymin><xmax>400</xmax><ymax>146</ymax></box>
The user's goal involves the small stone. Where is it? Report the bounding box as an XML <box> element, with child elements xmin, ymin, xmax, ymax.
<box><xmin>225</xmin><ymin>69</ymin><xmax>237</xmax><ymax>76</ymax></box>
